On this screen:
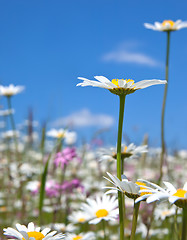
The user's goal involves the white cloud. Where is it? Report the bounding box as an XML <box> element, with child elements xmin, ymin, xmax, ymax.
<box><xmin>102</xmin><ymin>42</ymin><xmax>162</xmax><ymax>67</ymax></box>
<box><xmin>52</xmin><ymin>109</ymin><xmax>114</xmax><ymax>128</ymax></box>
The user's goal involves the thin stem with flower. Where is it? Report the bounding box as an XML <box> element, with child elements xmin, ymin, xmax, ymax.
<box><xmin>182</xmin><ymin>207</ymin><xmax>187</xmax><ymax>240</ymax></box>
<box><xmin>159</xmin><ymin>31</ymin><xmax>170</xmax><ymax>183</ymax></box>
<box><xmin>117</xmin><ymin>95</ymin><xmax>126</xmax><ymax>240</ymax></box>
<box><xmin>130</xmin><ymin>201</ymin><xmax>140</xmax><ymax>240</ymax></box>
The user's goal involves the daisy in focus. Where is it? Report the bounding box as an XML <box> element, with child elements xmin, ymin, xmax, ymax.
<box><xmin>164</xmin><ymin>181</ymin><xmax>187</xmax><ymax>208</ymax></box>
<box><xmin>77</xmin><ymin>76</ymin><xmax>166</xmax><ymax>96</ymax></box>
<box><xmin>144</xmin><ymin>19</ymin><xmax>187</xmax><ymax>32</ymax></box>
<box><xmin>3</xmin><ymin>222</ymin><xmax>65</xmax><ymax>240</ymax></box>
<box><xmin>0</xmin><ymin>84</ymin><xmax>24</xmax><ymax>97</ymax></box>
<box><xmin>104</xmin><ymin>172</ymin><xmax>152</xmax><ymax>199</ymax></box>
<box><xmin>81</xmin><ymin>195</ymin><xmax>118</xmax><ymax>224</ymax></box>
<box><xmin>135</xmin><ymin>180</ymin><xmax>187</xmax><ymax>208</ymax></box>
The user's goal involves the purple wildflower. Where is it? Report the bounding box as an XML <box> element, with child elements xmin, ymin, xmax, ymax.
<box><xmin>54</xmin><ymin>147</ymin><xmax>81</xmax><ymax>169</ymax></box>
<box><xmin>45</xmin><ymin>180</ymin><xmax>61</xmax><ymax>198</ymax></box>
<box><xmin>61</xmin><ymin>179</ymin><xmax>84</xmax><ymax>194</ymax></box>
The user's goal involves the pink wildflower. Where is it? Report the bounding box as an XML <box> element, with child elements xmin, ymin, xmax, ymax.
<box><xmin>54</xmin><ymin>147</ymin><xmax>81</xmax><ymax>169</ymax></box>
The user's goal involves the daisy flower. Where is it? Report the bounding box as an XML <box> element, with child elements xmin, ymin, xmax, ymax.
<box><xmin>26</xmin><ymin>180</ymin><xmax>40</xmax><ymax>195</ymax></box>
<box><xmin>154</xmin><ymin>205</ymin><xmax>177</xmax><ymax>221</ymax></box>
<box><xmin>2</xmin><ymin>130</ymin><xmax>19</xmax><ymax>139</ymax></box>
<box><xmin>0</xmin><ymin>84</ymin><xmax>24</xmax><ymax>97</ymax></box>
<box><xmin>162</xmin><ymin>181</ymin><xmax>187</xmax><ymax>208</ymax></box>
<box><xmin>77</xmin><ymin>76</ymin><xmax>166</xmax><ymax>96</ymax></box>
<box><xmin>81</xmin><ymin>195</ymin><xmax>118</xmax><ymax>224</ymax></box>
<box><xmin>46</xmin><ymin>128</ymin><xmax>67</xmax><ymax>139</ymax></box>
<box><xmin>65</xmin><ymin>232</ymin><xmax>95</xmax><ymax>240</ymax></box>
<box><xmin>99</xmin><ymin>143</ymin><xmax>148</xmax><ymax>162</ymax></box>
<box><xmin>51</xmin><ymin>223</ymin><xmax>76</xmax><ymax>233</ymax></box>
<box><xmin>3</xmin><ymin>222</ymin><xmax>65</xmax><ymax>240</ymax></box>
<box><xmin>135</xmin><ymin>180</ymin><xmax>187</xmax><ymax>208</ymax></box>
<box><xmin>0</xmin><ymin>109</ymin><xmax>15</xmax><ymax>116</ymax></box>
<box><xmin>135</xmin><ymin>179</ymin><xmax>169</xmax><ymax>204</ymax></box>
<box><xmin>68</xmin><ymin>210</ymin><xmax>91</xmax><ymax>224</ymax></box>
<box><xmin>144</xmin><ymin>19</ymin><xmax>187</xmax><ymax>32</ymax></box>
<box><xmin>104</xmin><ymin>172</ymin><xmax>152</xmax><ymax>199</ymax></box>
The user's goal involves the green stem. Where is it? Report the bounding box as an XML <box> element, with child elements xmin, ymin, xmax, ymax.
<box><xmin>39</xmin><ymin>137</ymin><xmax>62</xmax><ymax>225</ymax></box>
<box><xmin>146</xmin><ymin>31</ymin><xmax>171</xmax><ymax>240</ymax></box>
<box><xmin>130</xmin><ymin>201</ymin><xmax>140</xmax><ymax>240</ymax></box>
<box><xmin>174</xmin><ymin>207</ymin><xmax>180</xmax><ymax>240</ymax></box>
<box><xmin>117</xmin><ymin>95</ymin><xmax>126</xmax><ymax>179</ymax></box>
<box><xmin>117</xmin><ymin>95</ymin><xmax>126</xmax><ymax>240</ymax></box>
<box><xmin>102</xmin><ymin>220</ymin><xmax>107</xmax><ymax>240</ymax></box>
<box><xmin>182</xmin><ymin>207</ymin><xmax>187</xmax><ymax>240</ymax></box>
<box><xmin>159</xmin><ymin>31</ymin><xmax>170</xmax><ymax>183</ymax></box>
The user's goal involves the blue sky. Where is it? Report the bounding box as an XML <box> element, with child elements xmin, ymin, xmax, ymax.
<box><xmin>0</xmin><ymin>0</ymin><xmax>187</xmax><ymax>148</ymax></box>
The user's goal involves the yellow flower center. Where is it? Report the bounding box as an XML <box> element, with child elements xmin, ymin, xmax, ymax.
<box><xmin>135</xmin><ymin>182</ymin><xmax>152</xmax><ymax>196</ymax></box>
<box><xmin>172</xmin><ymin>189</ymin><xmax>187</xmax><ymax>198</ymax></box>
<box><xmin>57</xmin><ymin>132</ymin><xmax>64</xmax><ymax>138</ymax></box>
<box><xmin>162</xmin><ymin>210</ymin><xmax>171</xmax><ymax>216</ymax></box>
<box><xmin>73</xmin><ymin>236</ymin><xmax>83</xmax><ymax>240</ymax></box>
<box><xmin>136</xmin><ymin>181</ymin><xmax>146</xmax><ymax>188</ymax></box>
<box><xmin>126</xmin><ymin>79</ymin><xmax>134</xmax><ymax>84</ymax></box>
<box><xmin>111</xmin><ymin>79</ymin><xmax>134</xmax><ymax>88</ymax></box>
<box><xmin>111</xmin><ymin>79</ymin><xmax>120</xmax><ymax>87</ymax></box>
<box><xmin>162</xmin><ymin>20</ymin><xmax>175</xmax><ymax>27</ymax></box>
<box><xmin>123</xmin><ymin>146</ymin><xmax>127</xmax><ymax>152</ymax></box>
<box><xmin>23</xmin><ymin>232</ymin><xmax>45</xmax><ymax>240</ymax></box>
<box><xmin>78</xmin><ymin>218</ymin><xmax>86</xmax><ymax>222</ymax></box>
<box><xmin>95</xmin><ymin>209</ymin><xmax>109</xmax><ymax>218</ymax></box>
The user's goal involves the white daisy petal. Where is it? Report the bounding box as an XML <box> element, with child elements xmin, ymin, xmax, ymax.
<box><xmin>20</xmin><ymin>231</ymin><xmax>29</xmax><ymax>240</ymax></box>
<box><xmin>134</xmin><ymin>80</ymin><xmax>167</xmax><ymax>89</ymax></box>
<box><xmin>94</xmin><ymin>76</ymin><xmax>117</xmax><ymax>88</ymax></box>
<box><xmin>4</xmin><ymin>228</ymin><xmax>23</xmax><ymax>239</ymax></box>
<box><xmin>77</xmin><ymin>76</ymin><xmax>166</xmax><ymax>95</ymax></box>
<box><xmin>144</xmin><ymin>23</ymin><xmax>157</xmax><ymax>30</ymax></box>
<box><xmin>163</xmin><ymin>181</ymin><xmax>176</xmax><ymax>193</ymax></box>
<box><xmin>4</xmin><ymin>223</ymin><xmax>65</xmax><ymax>240</ymax></box>
<box><xmin>144</xmin><ymin>19</ymin><xmax>187</xmax><ymax>32</ymax></box>
<box><xmin>28</xmin><ymin>222</ymin><xmax>35</xmax><ymax>232</ymax></box>
<box><xmin>183</xmin><ymin>182</ymin><xmax>187</xmax><ymax>191</ymax></box>
<box><xmin>16</xmin><ymin>224</ymin><xmax>28</xmax><ymax>232</ymax></box>
<box><xmin>41</xmin><ymin>228</ymin><xmax>51</xmax><ymax>235</ymax></box>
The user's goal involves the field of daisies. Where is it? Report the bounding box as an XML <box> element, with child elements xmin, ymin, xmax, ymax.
<box><xmin>1</xmin><ymin>20</ymin><xmax>187</xmax><ymax>240</ymax></box>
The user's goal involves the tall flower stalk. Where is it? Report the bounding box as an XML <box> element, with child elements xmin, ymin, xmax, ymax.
<box><xmin>130</xmin><ymin>201</ymin><xmax>140</xmax><ymax>240</ymax></box>
<box><xmin>117</xmin><ymin>95</ymin><xmax>126</xmax><ymax>240</ymax></box>
<box><xmin>144</xmin><ymin>19</ymin><xmax>187</xmax><ymax>182</ymax></box>
<box><xmin>0</xmin><ymin>84</ymin><xmax>24</xmax><ymax>155</ymax></box>
<box><xmin>159</xmin><ymin>31</ymin><xmax>170</xmax><ymax>183</ymax></box>
<box><xmin>182</xmin><ymin>207</ymin><xmax>187</xmax><ymax>240</ymax></box>
<box><xmin>77</xmin><ymin>76</ymin><xmax>166</xmax><ymax>240</ymax></box>
<box><xmin>143</xmin><ymin>21</ymin><xmax>187</xmax><ymax>239</ymax></box>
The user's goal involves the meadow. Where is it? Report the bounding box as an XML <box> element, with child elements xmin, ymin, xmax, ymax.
<box><xmin>0</xmin><ymin>19</ymin><xmax>187</xmax><ymax>240</ymax></box>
